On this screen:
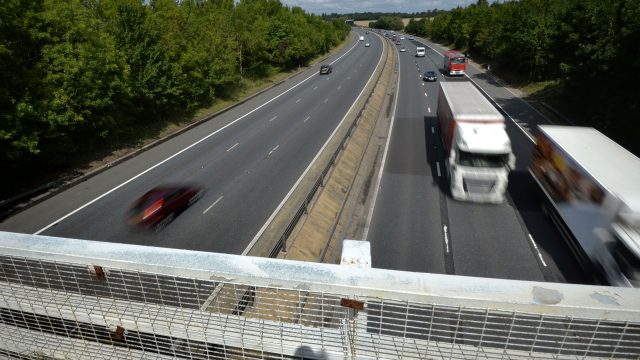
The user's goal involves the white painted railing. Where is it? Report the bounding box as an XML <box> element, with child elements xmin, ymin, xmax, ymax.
<box><xmin>1</xmin><ymin>231</ymin><xmax>639</xmax><ymax>359</ymax></box>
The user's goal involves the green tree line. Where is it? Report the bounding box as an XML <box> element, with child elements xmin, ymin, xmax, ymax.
<box><xmin>407</xmin><ymin>0</ymin><xmax>640</xmax><ymax>155</ymax></box>
<box><xmin>0</xmin><ymin>0</ymin><xmax>349</xmax><ymax>185</ymax></box>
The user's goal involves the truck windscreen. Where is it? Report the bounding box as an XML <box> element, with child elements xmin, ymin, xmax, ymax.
<box><xmin>451</xmin><ymin>57</ymin><xmax>465</xmax><ymax>64</ymax></box>
<box><xmin>457</xmin><ymin>150</ymin><xmax>509</xmax><ymax>168</ymax></box>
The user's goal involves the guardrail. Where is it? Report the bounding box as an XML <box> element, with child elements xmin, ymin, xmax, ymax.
<box><xmin>1</xmin><ymin>231</ymin><xmax>639</xmax><ymax>359</ymax></box>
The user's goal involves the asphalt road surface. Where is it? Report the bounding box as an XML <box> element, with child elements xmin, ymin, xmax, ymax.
<box><xmin>0</xmin><ymin>30</ymin><xmax>383</xmax><ymax>256</ymax></box>
<box><xmin>366</xmin><ymin>33</ymin><xmax>591</xmax><ymax>285</ymax></box>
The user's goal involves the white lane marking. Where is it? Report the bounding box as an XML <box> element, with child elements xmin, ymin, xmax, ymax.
<box><xmin>324</xmin><ymin>98</ymin><xmax>328</xmax><ymax>103</ymax></box>
<box><xmin>431</xmin><ymin>126</ymin><xmax>434</xmax><ymax>134</ymax></box>
<box><xmin>362</xmin><ymin>46</ymin><xmax>400</xmax><ymax>241</ymax></box>
<box><xmin>247</xmin><ymin>37</ymin><xmax>386</xmax><ymax>255</ymax></box>
<box><xmin>436</xmin><ymin>162</ymin><xmax>441</xmax><ymax>177</ymax></box>
<box><xmin>422</xmin><ymin>82</ymin><xmax>425</xmax><ymax>86</ymax></box>
<box><xmin>528</xmin><ymin>234</ymin><xmax>547</xmax><ymax>267</ymax></box>
<box><xmin>296</xmin><ymin>98</ymin><xmax>301</xmax><ymax>103</ymax></box>
<box><xmin>268</xmin><ymin>145</ymin><xmax>279</xmax><ymax>156</ymax></box>
<box><xmin>34</xmin><ymin>38</ymin><xmax>365</xmax><ymax>235</ymax></box>
<box><xmin>443</xmin><ymin>225</ymin><xmax>450</xmax><ymax>253</ymax></box>
<box><xmin>337</xmin><ymin>85</ymin><xmax>342</xmax><ymax>90</ymax></box>
<box><xmin>269</xmin><ymin>115</ymin><xmax>277</xmax><ymax>122</ymax></box>
<box><xmin>226</xmin><ymin>143</ymin><xmax>239</xmax><ymax>152</ymax></box>
<box><xmin>203</xmin><ymin>196</ymin><xmax>223</xmax><ymax>214</ymax></box>
<box><xmin>428</xmin><ymin>107</ymin><xmax>431</xmax><ymax>113</ymax></box>
<box><xmin>313</xmin><ymin>86</ymin><xmax>318</xmax><ymax>90</ymax></box>
<box><xmin>424</xmin><ymin>92</ymin><xmax>428</xmax><ymax>97</ymax></box>
<box><xmin>304</xmin><ymin>116</ymin><xmax>310</xmax><ymax>122</ymax></box>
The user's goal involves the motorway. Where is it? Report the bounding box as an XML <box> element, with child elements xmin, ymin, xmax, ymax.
<box><xmin>1</xmin><ymin>28</ymin><xmax>591</xmax><ymax>285</ymax></box>
<box><xmin>365</xmin><ymin>34</ymin><xmax>591</xmax><ymax>284</ymax></box>
<box><xmin>0</xmin><ymin>29</ymin><xmax>383</xmax><ymax>255</ymax></box>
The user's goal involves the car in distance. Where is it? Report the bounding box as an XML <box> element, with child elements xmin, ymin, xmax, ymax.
<box><xmin>319</xmin><ymin>64</ymin><xmax>333</xmax><ymax>74</ymax></box>
<box><xmin>395</xmin><ymin>40</ymin><xmax>401</xmax><ymax>45</ymax></box>
<box><xmin>365</xmin><ymin>43</ymin><xmax>370</xmax><ymax>47</ymax></box>
<box><xmin>423</xmin><ymin>70</ymin><xmax>438</xmax><ymax>81</ymax></box>
<box><xmin>400</xmin><ymin>47</ymin><xmax>407</xmax><ymax>52</ymax></box>
<box><xmin>409</xmin><ymin>36</ymin><xmax>415</xmax><ymax>40</ymax></box>
<box><xmin>400</xmin><ymin>36</ymin><xmax>405</xmax><ymax>40</ymax></box>
<box><xmin>128</xmin><ymin>185</ymin><xmax>203</xmax><ymax>232</ymax></box>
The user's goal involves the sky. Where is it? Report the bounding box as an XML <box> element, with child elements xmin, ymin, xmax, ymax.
<box><xmin>280</xmin><ymin>0</ymin><xmax>482</xmax><ymax>15</ymax></box>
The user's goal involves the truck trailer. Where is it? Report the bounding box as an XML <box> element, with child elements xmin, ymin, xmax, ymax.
<box><xmin>437</xmin><ymin>82</ymin><xmax>515</xmax><ymax>203</ymax></box>
<box><xmin>530</xmin><ymin>125</ymin><xmax>640</xmax><ymax>287</ymax></box>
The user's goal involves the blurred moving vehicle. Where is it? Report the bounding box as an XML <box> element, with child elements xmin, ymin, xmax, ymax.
<box><xmin>128</xmin><ymin>185</ymin><xmax>203</xmax><ymax>232</ymax></box>
<box><xmin>400</xmin><ymin>47</ymin><xmax>406</xmax><ymax>52</ymax></box>
<box><xmin>531</xmin><ymin>126</ymin><xmax>640</xmax><ymax>287</ymax></box>
<box><xmin>365</xmin><ymin>43</ymin><xmax>370</xmax><ymax>47</ymax></box>
<box><xmin>415</xmin><ymin>47</ymin><xmax>426</xmax><ymax>57</ymax></box>
<box><xmin>319</xmin><ymin>64</ymin><xmax>333</xmax><ymax>74</ymax></box>
<box><xmin>422</xmin><ymin>70</ymin><xmax>437</xmax><ymax>81</ymax></box>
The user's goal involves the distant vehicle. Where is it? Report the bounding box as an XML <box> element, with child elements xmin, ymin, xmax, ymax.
<box><xmin>365</xmin><ymin>43</ymin><xmax>370</xmax><ymax>47</ymax></box>
<box><xmin>400</xmin><ymin>36</ymin><xmax>405</xmax><ymax>40</ymax></box>
<box><xmin>409</xmin><ymin>36</ymin><xmax>415</xmax><ymax>40</ymax></box>
<box><xmin>400</xmin><ymin>47</ymin><xmax>406</xmax><ymax>52</ymax></box>
<box><xmin>443</xmin><ymin>50</ymin><xmax>466</xmax><ymax>76</ymax></box>
<box><xmin>319</xmin><ymin>64</ymin><xmax>332</xmax><ymax>74</ymax></box>
<box><xmin>128</xmin><ymin>185</ymin><xmax>203</xmax><ymax>232</ymax></box>
<box><xmin>415</xmin><ymin>47</ymin><xmax>426</xmax><ymax>57</ymax></box>
<box><xmin>395</xmin><ymin>40</ymin><xmax>401</xmax><ymax>45</ymax></box>
<box><xmin>437</xmin><ymin>82</ymin><xmax>515</xmax><ymax>203</ymax></box>
<box><xmin>365</xmin><ymin>31</ymin><xmax>369</xmax><ymax>34</ymax></box>
<box><xmin>530</xmin><ymin>125</ymin><xmax>640</xmax><ymax>287</ymax></box>
<box><xmin>359</xmin><ymin>36</ymin><xmax>364</xmax><ymax>41</ymax></box>
<box><xmin>422</xmin><ymin>70</ymin><xmax>437</xmax><ymax>81</ymax></box>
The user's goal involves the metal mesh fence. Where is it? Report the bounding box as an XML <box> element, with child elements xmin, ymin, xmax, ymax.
<box><xmin>1</xmin><ymin>232</ymin><xmax>639</xmax><ymax>359</ymax></box>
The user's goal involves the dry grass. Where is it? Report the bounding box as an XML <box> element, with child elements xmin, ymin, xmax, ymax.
<box><xmin>354</xmin><ymin>18</ymin><xmax>420</xmax><ymax>27</ymax></box>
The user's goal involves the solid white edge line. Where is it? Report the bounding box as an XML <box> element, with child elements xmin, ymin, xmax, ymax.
<box><xmin>34</xmin><ymin>36</ymin><xmax>363</xmax><ymax>236</ymax></box>
<box><xmin>245</xmin><ymin>32</ymin><xmax>385</xmax><ymax>255</ymax></box>
<box><xmin>203</xmin><ymin>196</ymin><xmax>223</xmax><ymax>214</ymax></box>
<box><xmin>528</xmin><ymin>234</ymin><xmax>548</xmax><ymax>267</ymax></box>
<box><xmin>362</xmin><ymin>44</ymin><xmax>400</xmax><ymax>242</ymax></box>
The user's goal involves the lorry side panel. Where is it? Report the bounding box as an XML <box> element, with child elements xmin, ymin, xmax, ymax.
<box><xmin>437</xmin><ymin>86</ymin><xmax>456</xmax><ymax>155</ymax></box>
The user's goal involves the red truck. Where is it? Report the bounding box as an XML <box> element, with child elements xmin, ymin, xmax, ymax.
<box><xmin>443</xmin><ymin>50</ymin><xmax>466</xmax><ymax>76</ymax></box>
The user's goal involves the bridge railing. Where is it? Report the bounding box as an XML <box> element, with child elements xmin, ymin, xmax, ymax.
<box><xmin>1</xmin><ymin>231</ymin><xmax>639</xmax><ymax>359</ymax></box>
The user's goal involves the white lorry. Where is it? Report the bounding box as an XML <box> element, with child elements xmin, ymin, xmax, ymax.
<box><xmin>359</xmin><ymin>36</ymin><xmax>364</xmax><ymax>41</ymax></box>
<box><xmin>530</xmin><ymin>125</ymin><xmax>640</xmax><ymax>287</ymax></box>
<box><xmin>415</xmin><ymin>47</ymin><xmax>426</xmax><ymax>57</ymax></box>
<box><xmin>437</xmin><ymin>82</ymin><xmax>515</xmax><ymax>203</ymax></box>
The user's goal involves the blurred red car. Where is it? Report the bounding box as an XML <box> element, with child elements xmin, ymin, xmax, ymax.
<box><xmin>128</xmin><ymin>185</ymin><xmax>203</xmax><ymax>231</ymax></box>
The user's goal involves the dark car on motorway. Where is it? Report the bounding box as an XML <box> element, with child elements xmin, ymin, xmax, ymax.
<box><xmin>423</xmin><ymin>70</ymin><xmax>438</xmax><ymax>82</ymax></box>
<box><xmin>319</xmin><ymin>64</ymin><xmax>332</xmax><ymax>74</ymax></box>
<box><xmin>128</xmin><ymin>185</ymin><xmax>203</xmax><ymax>232</ymax></box>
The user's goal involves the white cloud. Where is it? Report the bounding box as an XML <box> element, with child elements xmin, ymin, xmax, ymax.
<box><xmin>281</xmin><ymin>0</ymin><xmax>480</xmax><ymax>15</ymax></box>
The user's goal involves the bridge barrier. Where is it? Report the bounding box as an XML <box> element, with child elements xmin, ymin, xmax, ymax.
<box><xmin>1</xmin><ymin>231</ymin><xmax>639</xmax><ymax>359</ymax></box>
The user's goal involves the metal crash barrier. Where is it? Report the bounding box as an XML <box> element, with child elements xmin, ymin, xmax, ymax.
<box><xmin>0</xmin><ymin>231</ymin><xmax>639</xmax><ymax>359</ymax></box>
